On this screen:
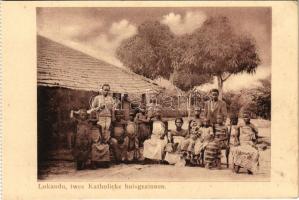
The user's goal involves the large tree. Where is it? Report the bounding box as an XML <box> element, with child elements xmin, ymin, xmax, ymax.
<box><xmin>116</xmin><ymin>21</ymin><xmax>174</xmax><ymax>80</ymax></box>
<box><xmin>178</xmin><ymin>16</ymin><xmax>261</xmax><ymax>98</ymax></box>
<box><xmin>169</xmin><ymin>34</ymin><xmax>213</xmax><ymax>91</ymax></box>
<box><xmin>116</xmin><ymin>20</ymin><xmax>212</xmax><ymax>92</ymax></box>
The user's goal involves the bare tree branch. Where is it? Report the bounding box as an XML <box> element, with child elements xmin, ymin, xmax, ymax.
<box><xmin>222</xmin><ymin>73</ymin><xmax>232</xmax><ymax>82</ymax></box>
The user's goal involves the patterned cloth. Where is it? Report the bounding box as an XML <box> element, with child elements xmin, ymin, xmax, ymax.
<box><xmin>89</xmin><ymin>125</ymin><xmax>110</xmax><ymax>162</ymax></box>
<box><xmin>231</xmin><ymin>123</ymin><xmax>259</xmax><ymax>173</ymax></box>
<box><xmin>194</xmin><ymin>126</ymin><xmax>213</xmax><ymax>155</ymax></box>
<box><xmin>180</xmin><ymin>138</ymin><xmax>196</xmax><ymax>152</ymax></box>
<box><xmin>231</xmin><ymin>144</ymin><xmax>259</xmax><ymax>172</ymax></box>
<box><xmin>214</xmin><ymin>124</ymin><xmax>229</xmax><ymax>149</ymax></box>
<box><xmin>204</xmin><ymin>140</ymin><xmax>221</xmax><ymax>166</ymax></box>
<box><xmin>180</xmin><ymin>119</ymin><xmax>201</xmax><ymax>152</ymax></box>
<box><xmin>91</xmin><ymin>143</ymin><xmax>110</xmax><ymax>162</ymax></box>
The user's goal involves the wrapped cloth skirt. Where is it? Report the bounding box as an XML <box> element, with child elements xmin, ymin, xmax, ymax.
<box><xmin>231</xmin><ymin>144</ymin><xmax>259</xmax><ymax>173</ymax></box>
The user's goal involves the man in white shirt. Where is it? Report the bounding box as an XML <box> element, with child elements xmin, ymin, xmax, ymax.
<box><xmin>88</xmin><ymin>84</ymin><xmax>115</xmax><ymax>143</ymax></box>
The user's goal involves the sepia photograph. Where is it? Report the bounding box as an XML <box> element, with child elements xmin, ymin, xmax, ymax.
<box><xmin>36</xmin><ymin>7</ymin><xmax>272</xmax><ymax>181</ymax></box>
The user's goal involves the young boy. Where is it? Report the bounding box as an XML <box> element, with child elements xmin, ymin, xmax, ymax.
<box><xmin>110</xmin><ymin>110</ymin><xmax>127</xmax><ymax>164</ymax></box>
<box><xmin>134</xmin><ymin>105</ymin><xmax>151</xmax><ymax>147</ymax></box>
<box><xmin>70</xmin><ymin>109</ymin><xmax>92</xmax><ymax>170</ymax></box>
<box><xmin>124</xmin><ymin>112</ymin><xmax>140</xmax><ymax>163</ymax></box>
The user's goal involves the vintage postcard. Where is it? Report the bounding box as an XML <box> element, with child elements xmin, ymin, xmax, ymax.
<box><xmin>2</xmin><ymin>1</ymin><xmax>298</xmax><ymax>199</ymax></box>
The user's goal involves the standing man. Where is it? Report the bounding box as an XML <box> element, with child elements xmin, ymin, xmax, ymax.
<box><xmin>204</xmin><ymin>89</ymin><xmax>227</xmax><ymax>125</ymax></box>
<box><xmin>88</xmin><ymin>84</ymin><xmax>115</xmax><ymax>143</ymax></box>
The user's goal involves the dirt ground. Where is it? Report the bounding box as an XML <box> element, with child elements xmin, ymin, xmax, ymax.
<box><xmin>39</xmin><ymin>119</ymin><xmax>271</xmax><ymax>181</ymax></box>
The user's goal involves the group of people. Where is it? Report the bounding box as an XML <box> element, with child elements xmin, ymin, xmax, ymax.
<box><xmin>70</xmin><ymin>84</ymin><xmax>260</xmax><ymax>175</ymax></box>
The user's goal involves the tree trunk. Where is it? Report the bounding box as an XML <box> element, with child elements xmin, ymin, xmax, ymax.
<box><xmin>217</xmin><ymin>75</ymin><xmax>224</xmax><ymax>100</ymax></box>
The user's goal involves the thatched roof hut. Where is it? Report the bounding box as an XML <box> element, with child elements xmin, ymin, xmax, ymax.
<box><xmin>37</xmin><ymin>35</ymin><xmax>163</xmax><ymax>94</ymax></box>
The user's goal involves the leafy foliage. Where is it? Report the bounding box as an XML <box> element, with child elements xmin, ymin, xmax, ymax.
<box><xmin>172</xmin><ymin>68</ymin><xmax>213</xmax><ymax>91</ymax></box>
<box><xmin>223</xmin><ymin>75</ymin><xmax>271</xmax><ymax>119</ymax></box>
<box><xmin>116</xmin><ymin>21</ymin><xmax>174</xmax><ymax>79</ymax></box>
<box><xmin>171</xmin><ymin>16</ymin><xmax>261</xmax><ymax>97</ymax></box>
<box><xmin>116</xmin><ymin>16</ymin><xmax>261</xmax><ymax>95</ymax></box>
<box><xmin>179</xmin><ymin>16</ymin><xmax>261</xmax><ymax>76</ymax></box>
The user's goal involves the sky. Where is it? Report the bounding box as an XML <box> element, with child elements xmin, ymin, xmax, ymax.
<box><xmin>37</xmin><ymin>7</ymin><xmax>271</xmax><ymax>91</ymax></box>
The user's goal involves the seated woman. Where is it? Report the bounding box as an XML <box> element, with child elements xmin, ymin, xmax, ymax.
<box><xmin>143</xmin><ymin>106</ymin><xmax>168</xmax><ymax>162</ymax></box>
<box><xmin>169</xmin><ymin>118</ymin><xmax>188</xmax><ymax>147</ymax></box>
<box><xmin>164</xmin><ymin>118</ymin><xmax>187</xmax><ymax>166</ymax></box>
<box><xmin>231</xmin><ymin>112</ymin><xmax>259</xmax><ymax>174</ymax></box>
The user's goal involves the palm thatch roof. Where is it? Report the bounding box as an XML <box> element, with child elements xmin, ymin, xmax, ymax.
<box><xmin>37</xmin><ymin>35</ymin><xmax>163</xmax><ymax>94</ymax></box>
